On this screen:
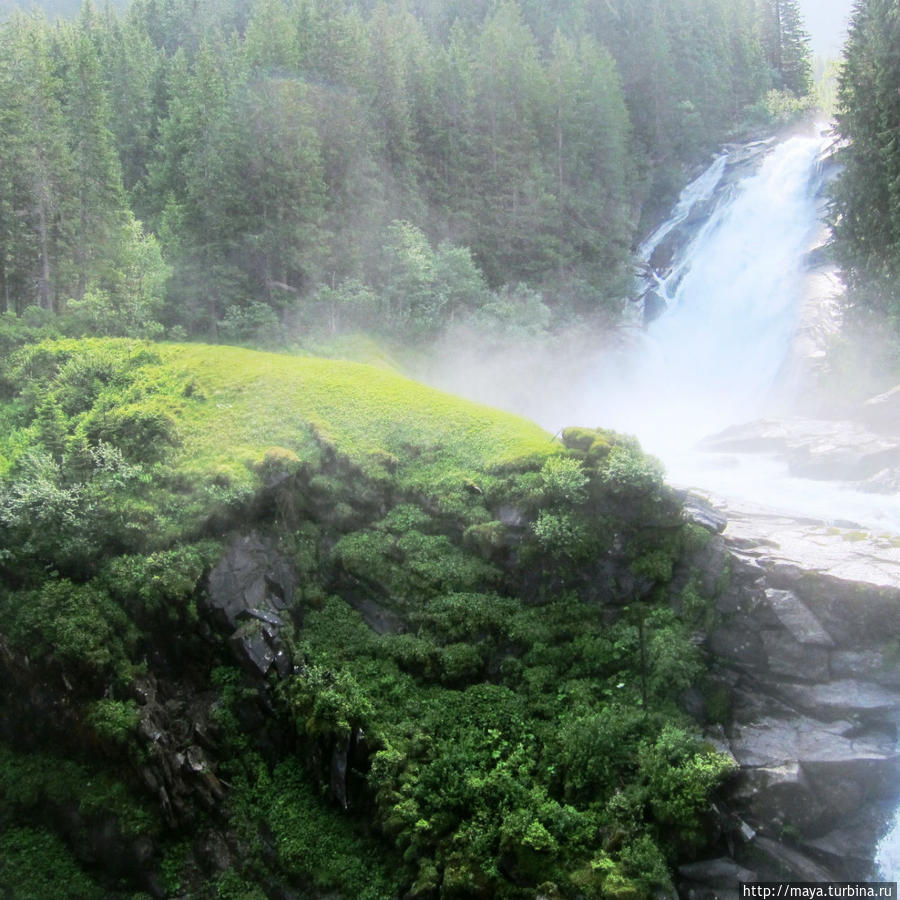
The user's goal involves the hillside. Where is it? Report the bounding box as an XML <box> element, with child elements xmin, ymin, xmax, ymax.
<box><xmin>0</xmin><ymin>338</ymin><xmax>732</xmax><ymax>898</ymax></box>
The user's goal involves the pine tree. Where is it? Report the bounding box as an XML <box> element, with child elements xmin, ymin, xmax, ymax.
<box><xmin>0</xmin><ymin>12</ymin><xmax>73</xmax><ymax>312</ymax></box>
<box><xmin>150</xmin><ymin>38</ymin><xmax>238</xmax><ymax>334</ymax></box>
<box><xmin>832</xmin><ymin>0</ymin><xmax>900</xmax><ymax>327</ymax></box>
<box><xmin>96</xmin><ymin>9</ymin><xmax>164</xmax><ymax>203</ymax></box>
<box><xmin>56</xmin><ymin>20</ymin><xmax>130</xmax><ymax>304</ymax></box>
<box><xmin>363</xmin><ymin>2</ymin><xmax>429</xmax><ymax>207</ymax></box>
<box><xmin>469</xmin><ymin>1</ymin><xmax>554</xmax><ymax>284</ymax></box>
<box><xmin>223</xmin><ymin>76</ymin><xmax>328</xmax><ymax>304</ymax></box>
<box><xmin>759</xmin><ymin>0</ymin><xmax>812</xmax><ymax>96</ymax></box>
<box><xmin>546</xmin><ymin>32</ymin><xmax>634</xmax><ymax>311</ymax></box>
<box><xmin>245</xmin><ymin>0</ymin><xmax>300</xmax><ymax>73</ymax></box>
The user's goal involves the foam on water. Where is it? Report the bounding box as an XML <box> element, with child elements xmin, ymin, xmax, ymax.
<box><xmin>561</xmin><ymin>129</ymin><xmax>900</xmax><ymax>533</ymax></box>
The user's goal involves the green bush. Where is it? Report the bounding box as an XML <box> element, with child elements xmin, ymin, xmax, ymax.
<box><xmin>638</xmin><ymin>725</ymin><xmax>736</xmax><ymax>854</ymax></box>
<box><xmin>538</xmin><ymin>455</ymin><xmax>588</xmax><ymax>504</ymax></box>
<box><xmin>2</xmin><ymin>579</ymin><xmax>136</xmax><ymax>682</ymax></box>
<box><xmin>532</xmin><ymin>511</ymin><xmax>587</xmax><ymax>558</ymax></box>
<box><xmin>280</xmin><ymin>664</ymin><xmax>374</xmax><ymax>740</ymax></box>
<box><xmin>0</xmin><ymin>827</ymin><xmax>104</xmax><ymax>900</ymax></box>
<box><xmin>0</xmin><ymin>743</ymin><xmax>158</xmax><ymax>837</ymax></box>
<box><xmin>601</xmin><ymin>445</ymin><xmax>665</xmax><ymax>496</ymax></box>
<box><xmin>439</xmin><ymin>642</ymin><xmax>484</xmax><ymax>684</ymax></box>
<box><xmin>559</xmin><ymin>704</ymin><xmax>646</xmax><ymax>801</ymax></box>
<box><xmin>228</xmin><ymin>758</ymin><xmax>402</xmax><ymax>900</ymax></box>
<box><xmin>86</xmin><ymin>699</ymin><xmax>141</xmax><ymax>744</ymax></box>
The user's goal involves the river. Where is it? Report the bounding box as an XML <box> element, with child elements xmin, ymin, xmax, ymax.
<box><xmin>428</xmin><ymin>124</ymin><xmax>899</xmax><ymax>533</ymax></box>
<box><xmin>425</xmin><ymin>123</ymin><xmax>900</xmax><ymax>877</ymax></box>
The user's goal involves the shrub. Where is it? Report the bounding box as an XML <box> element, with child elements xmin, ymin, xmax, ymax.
<box><xmin>2</xmin><ymin>579</ymin><xmax>136</xmax><ymax>682</ymax></box>
<box><xmin>86</xmin><ymin>699</ymin><xmax>141</xmax><ymax>744</ymax></box>
<box><xmin>280</xmin><ymin>664</ymin><xmax>374</xmax><ymax>740</ymax></box>
<box><xmin>601</xmin><ymin>445</ymin><xmax>664</xmax><ymax>495</ymax></box>
<box><xmin>638</xmin><ymin>725</ymin><xmax>736</xmax><ymax>854</ymax></box>
<box><xmin>532</xmin><ymin>510</ymin><xmax>587</xmax><ymax>558</ymax></box>
<box><xmin>538</xmin><ymin>455</ymin><xmax>588</xmax><ymax>505</ymax></box>
<box><xmin>0</xmin><ymin>827</ymin><xmax>103</xmax><ymax>899</ymax></box>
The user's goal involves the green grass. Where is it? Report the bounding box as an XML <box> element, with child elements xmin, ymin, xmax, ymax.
<box><xmin>1</xmin><ymin>338</ymin><xmax>560</xmax><ymax>545</ymax></box>
<box><xmin>0</xmin><ymin>337</ymin><xmax>727</xmax><ymax>898</ymax></box>
<box><xmin>157</xmin><ymin>342</ymin><xmax>557</xmax><ymax>490</ymax></box>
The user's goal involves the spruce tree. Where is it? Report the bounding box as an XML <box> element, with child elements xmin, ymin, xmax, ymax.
<box><xmin>56</xmin><ymin>21</ymin><xmax>130</xmax><ymax>303</ymax></box>
<box><xmin>0</xmin><ymin>13</ymin><xmax>73</xmax><ymax>312</ymax></box>
<box><xmin>759</xmin><ymin>0</ymin><xmax>812</xmax><ymax>96</ymax></box>
<box><xmin>832</xmin><ymin>0</ymin><xmax>900</xmax><ymax>328</ymax></box>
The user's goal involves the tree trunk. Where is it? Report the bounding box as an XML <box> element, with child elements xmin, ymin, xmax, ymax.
<box><xmin>37</xmin><ymin>188</ymin><xmax>52</xmax><ymax>311</ymax></box>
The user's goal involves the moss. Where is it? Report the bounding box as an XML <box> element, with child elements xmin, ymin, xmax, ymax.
<box><xmin>0</xmin><ymin>827</ymin><xmax>106</xmax><ymax>899</ymax></box>
<box><xmin>682</xmin><ymin>522</ymin><xmax>714</xmax><ymax>552</ymax></box>
<box><xmin>0</xmin><ymin>338</ymin><xmax>729</xmax><ymax>899</ymax></box>
<box><xmin>0</xmin><ymin>742</ymin><xmax>159</xmax><ymax>838</ymax></box>
<box><xmin>561</xmin><ymin>426</ymin><xmax>613</xmax><ymax>462</ymax></box>
<box><xmin>699</xmin><ymin>678</ymin><xmax>733</xmax><ymax>725</ymax></box>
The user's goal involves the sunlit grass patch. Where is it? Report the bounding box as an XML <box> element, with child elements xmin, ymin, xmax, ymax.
<box><xmin>157</xmin><ymin>342</ymin><xmax>557</xmax><ymax>489</ymax></box>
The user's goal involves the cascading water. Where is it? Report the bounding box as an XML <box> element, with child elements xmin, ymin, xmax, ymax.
<box><xmin>580</xmin><ymin>131</ymin><xmax>828</xmax><ymax>446</ymax></box>
<box><xmin>636</xmin><ymin>150</ymin><xmax>729</xmax><ymax>262</ymax></box>
<box><xmin>567</xmin><ymin>127</ymin><xmax>900</xmax><ymax>532</ymax></box>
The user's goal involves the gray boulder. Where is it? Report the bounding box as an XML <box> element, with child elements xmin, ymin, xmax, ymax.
<box><xmin>206</xmin><ymin>533</ymin><xmax>296</xmax><ymax>677</ymax></box>
<box><xmin>206</xmin><ymin>532</ymin><xmax>295</xmax><ymax>629</ymax></box>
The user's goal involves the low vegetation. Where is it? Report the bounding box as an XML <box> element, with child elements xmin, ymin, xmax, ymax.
<box><xmin>0</xmin><ymin>337</ymin><xmax>734</xmax><ymax>898</ymax></box>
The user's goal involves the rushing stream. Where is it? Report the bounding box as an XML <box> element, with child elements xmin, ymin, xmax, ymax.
<box><xmin>427</xmin><ymin>121</ymin><xmax>900</xmax><ymax>879</ymax></box>
<box><xmin>563</xmin><ymin>127</ymin><xmax>900</xmax><ymax>533</ymax></box>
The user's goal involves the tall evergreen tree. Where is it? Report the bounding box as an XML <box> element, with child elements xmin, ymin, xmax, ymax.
<box><xmin>759</xmin><ymin>0</ymin><xmax>812</xmax><ymax>95</ymax></box>
<box><xmin>56</xmin><ymin>21</ymin><xmax>130</xmax><ymax>303</ymax></box>
<box><xmin>469</xmin><ymin>1</ymin><xmax>554</xmax><ymax>284</ymax></box>
<box><xmin>0</xmin><ymin>13</ymin><xmax>72</xmax><ymax>311</ymax></box>
<box><xmin>832</xmin><ymin>0</ymin><xmax>900</xmax><ymax>328</ymax></box>
<box><xmin>363</xmin><ymin>2</ymin><xmax>429</xmax><ymax>208</ymax></box>
<box><xmin>96</xmin><ymin>10</ymin><xmax>164</xmax><ymax>202</ymax></box>
<box><xmin>245</xmin><ymin>0</ymin><xmax>300</xmax><ymax>73</ymax></box>
<box><xmin>545</xmin><ymin>31</ymin><xmax>633</xmax><ymax>308</ymax></box>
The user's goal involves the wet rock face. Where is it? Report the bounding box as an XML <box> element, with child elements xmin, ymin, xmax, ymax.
<box><xmin>134</xmin><ymin>677</ymin><xmax>226</xmax><ymax>828</ymax></box>
<box><xmin>681</xmin><ymin>498</ymin><xmax>900</xmax><ymax>887</ymax></box>
<box><xmin>863</xmin><ymin>384</ymin><xmax>900</xmax><ymax>435</ymax></box>
<box><xmin>205</xmin><ymin>533</ymin><xmax>296</xmax><ymax>677</ymax></box>
<box><xmin>206</xmin><ymin>532</ymin><xmax>295</xmax><ymax>628</ymax></box>
<box><xmin>700</xmin><ymin>417</ymin><xmax>900</xmax><ymax>492</ymax></box>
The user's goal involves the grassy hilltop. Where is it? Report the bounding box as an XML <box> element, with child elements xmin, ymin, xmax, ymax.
<box><xmin>0</xmin><ymin>338</ymin><xmax>732</xmax><ymax>899</ymax></box>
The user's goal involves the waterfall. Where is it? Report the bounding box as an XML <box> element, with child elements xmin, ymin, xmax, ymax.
<box><xmin>585</xmin><ymin>131</ymin><xmax>829</xmax><ymax>447</ymax></box>
<box><xmin>636</xmin><ymin>150</ymin><xmax>729</xmax><ymax>262</ymax></box>
<box><xmin>568</xmin><ymin>128</ymin><xmax>900</xmax><ymax>532</ymax></box>
<box><xmin>426</xmin><ymin>124</ymin><xmax>899</xmax><ymax>531</ymax></box>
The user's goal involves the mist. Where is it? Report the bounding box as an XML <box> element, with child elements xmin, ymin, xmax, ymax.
<box><xmin>422</xmin><ymin>125</ymin><xmax>900</xmax><ymax>534</ymax></box>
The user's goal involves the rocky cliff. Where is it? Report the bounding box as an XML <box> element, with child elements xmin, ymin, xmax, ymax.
<box><xmin>677</xmin><ymin>496</ymin><xmax>900</xmax><ymax>896</ymax></box>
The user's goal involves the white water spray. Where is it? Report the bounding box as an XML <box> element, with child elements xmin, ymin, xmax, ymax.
<box><xmin>579</xmin><ymin>132</ymin><xmax>828</xmax><ymax>447</ymax></box>
<box><xmin>427</xmin><ymin>126</ymin><xmax>899</xmax><ymax>531</ymax></box>
<box><xmin>636</xmin><ymin>151</ymin><xmax>729</xmax><ymax>262</ymax></box>
<box><xmin>565</xmin><ymin>129</ymin><xmax>900</xmax><ymax>532</ymax></box>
